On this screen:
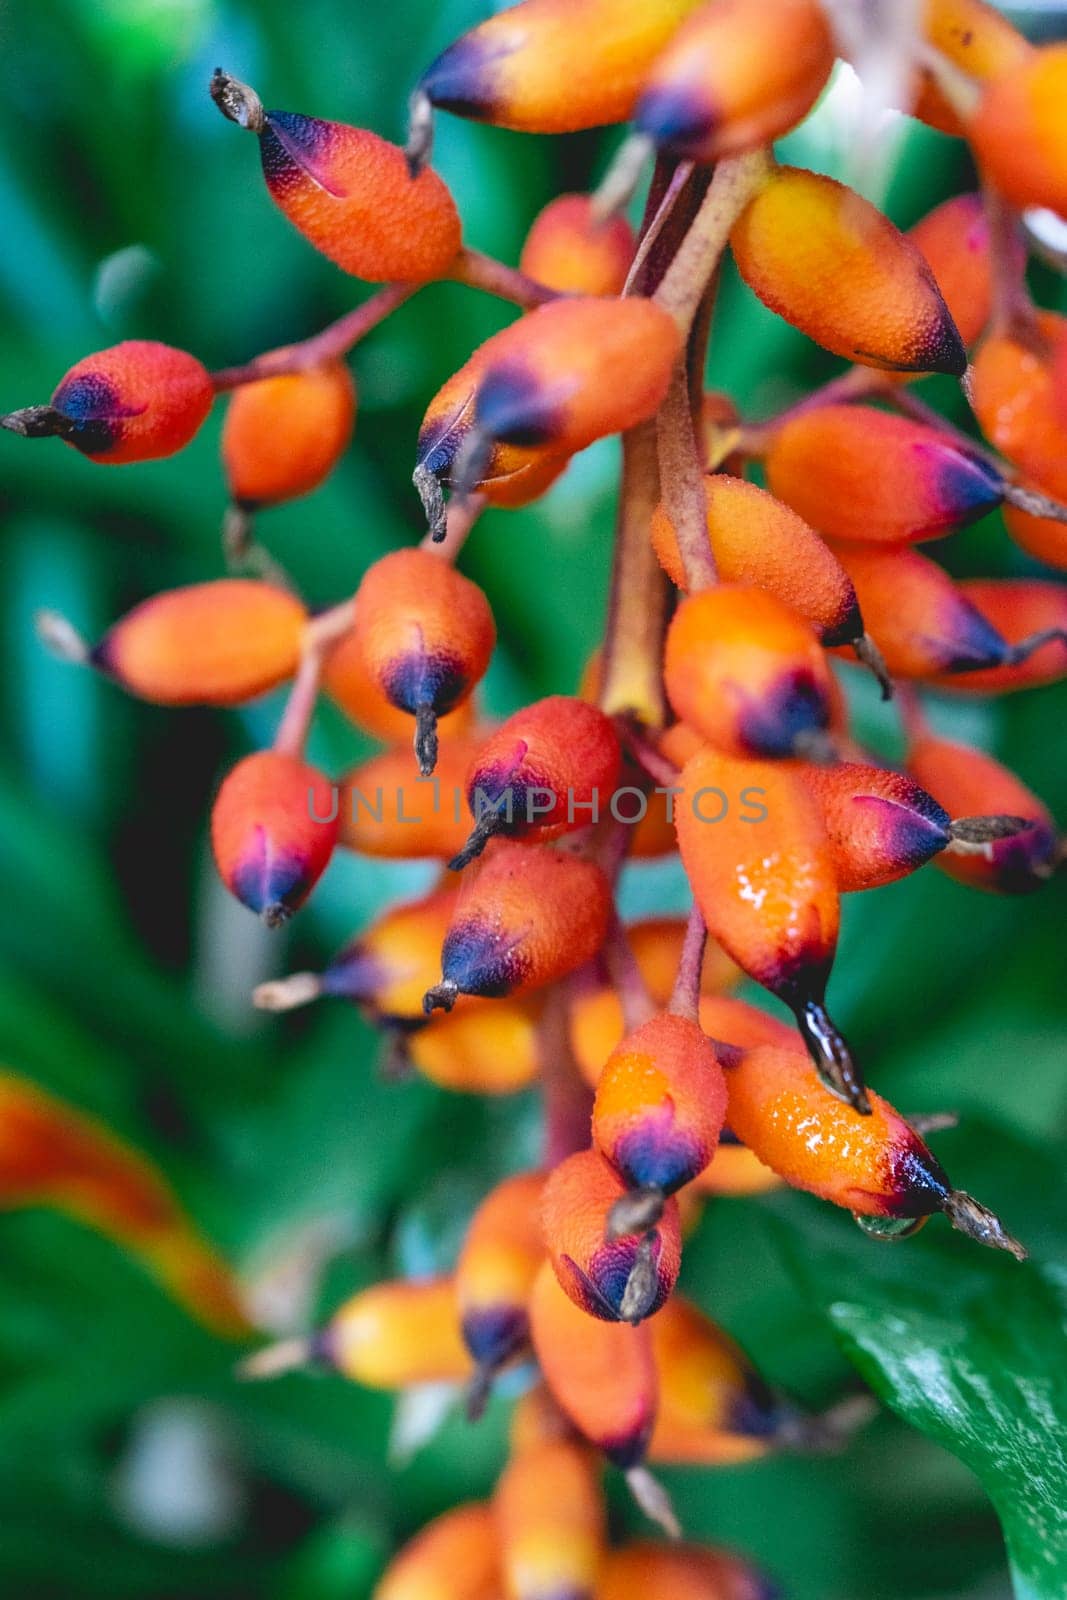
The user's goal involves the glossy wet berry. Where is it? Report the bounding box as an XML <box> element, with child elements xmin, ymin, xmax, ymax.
<box><xmin>2</xmin><ymin>340</ymin><xmax>213</xmax><ymax>463</ymax></box>
<box><xmin>211</xmin><ymin>750</ymin><xmax>338</xmax><ymax>925</ymax></box>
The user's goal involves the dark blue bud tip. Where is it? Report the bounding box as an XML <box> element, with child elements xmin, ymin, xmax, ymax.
<box><xmin>636</xmin><ymin>85</ymin><xmax>716</xmax><ymax>158</ymax></box>
<box><xmin>232</xmin><ymin>849</ymin><xmax>307</xmax><ymax>923</ymax></box>
<box><xmin>417</xmin><ymin>33</ymin><xmax>506</xmax><ymax>121</ymax></box>
<box><xmin>920</xmin><ymin>310</ymin><xmax>968</xmax><ymax>378</ymax></box>
<box><xmin>440</xmin><ymin>917</ymin><xmax>526</xmax><ymax>999</ymax></box>
<box><xmin>475</xmin><ymin>363</ymin><xmax>565</xmax><ymax>448</ymax></box>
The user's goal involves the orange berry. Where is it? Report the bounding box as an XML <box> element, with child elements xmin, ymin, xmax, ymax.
<box><xmin>932</xmin><ymin>579</ymin><xmax>1067</xmax><ymax>694</ymax></box>
<box><xmin>456</xmin><ymin>1171</ymin><xmax>546</xmax><ymax>1380</ymax></box>
<box><xmin>593</xmin><ymin>1013</ymin><xmax>727</xmax><ymax>1196</ymax></box>
<box><xmin>541</xmin><ymin>1149</ymin><xmax>681</xmax><ymax>1322</ymax></box>
<box><xmin>1003</xmin><ymin>497</ymin><xmax>1067</xmax><ymax>571</ymax></box>
<box><xmin>970</xmin><ymin>312</ymin><xmax>1067</xmax><ymax>499</ymax></box>
<box><xmin>694</xmin><ymin>994</ymin><xmax>798</xmax><ymax>1055</ymax></box>
<box><xmin>730</xmin><ymin>166</ymin><xmax>967</xmax><ymax>375</ymax></box>
<box><xmin>908</xmin><ymin>733</ymin><xmax>1057</xmax><ymax>895</ymax></box>
<box><xmin>211</xmin><ymin>750</ymin><xmax>338</xmax><ymax>924</ymax></box>
<box><xmin>598</xmin><ymin>1540</ymin><xmax>773</xmax><ymax>1600</ymax></box>
<box><xmin>321</xmin><ymin>1276</ymin><xmax>472</xmax><ymax>1389</ymax></box>
<box><xmin>910</xmin><ymin>0</ymin><xmax>1031</xmax><ymax>135</ymax></box>
<box><xmin>3</xmin><ymin>340</ymin><xmax>212</xmax><ymax>463</ymax></box>
<box><xmin>222</xmin><ymin>360</ymin><xmax>355</xmax><ymax>508</ymax></box>
<box><xmin>424</xmin><ymin>841</ymin><xmax>611</xmax><ymax>1012</ymax></box>
<box><xmin>83</xmin><ymin>579</ymin><xmax>305</xmax><ymax>706</ymax></box>
<box><xmin>452</xmin><ymin>696</ymin><xmax>621</xmax><ymax>868</ymax></box>
<box><xmin>648</xmin><ymin>1296</ymin><xmax>777</xmax><ymax>1467</ymax></box>
<box><xmin>971</xmin><ymin>44</ymin><xmax>1067</xmax><ymax>218</ymax></box>
<box><xmin>353</xmin><ymin>549</ymin><xmax>495</xmax><ymax>775</ymax></box>
<box><xmin>651</xmin><ymin>474</ymin><xmax>863</xmax><ymax>644</ymax></box>
<box><xmin>687</xmin><ymin>1132</ymin><xmax>780</xmax><ymax>1198</ymax></box>
<box><xmin>413</xmin><ymin>0</ymin><xmax>703</xmax><ymax>136</ymax></box>
<box><xmin>665</xmin><ymin>584</ymin><xmax>834</xmax><ymax>759</ymax></box>
<box><xmin>802</xmin><ymin>762</ymin><xmax>951</xmax><ymax>893</ymax></box>
<box><xmin>764</xmin><ymin>406</ymin><xmax>1004</xmax><ymax>544</ymax></box>
<box><xmin>636</xmin><ymin>0</ymin><xmax>834</xmax><ymax>162</ymax></box>
<box><xmin>519</xmin><ymin>194</ymin><xmax>634</xmax><ymax>297</ymax></box>
<box><xmin>374</xmin><ymin>1503</ymin><xmax>500</xmax><ymax>1600</ymax></box>
<box><xmin>407</xmin><ymin>997</ymin><xmax>542</xmax><ymax>1094</ymax></box>
<box><xmin>337</xmin><ymin>736</ymin><xmax>483</xmax><ymax>860</ymax></box>
<box><xmin>905</xmin><ymin>193</ymin><xmax>1010</xmax><ymax>352</ymax></box>
<box><xmin>493</xmin><ymin>1437</ymin><xmax>605</xmax><ymax>1600</ymax></box>
<box><xmin>528</xmin><ymin>1260</ymin><xmax>658</xmax><ymax>1469</ymax></box>
<box><xmin>323</xmin><ymin>627</ymin><xmax>475</xmax><ymax>744</ymax></box>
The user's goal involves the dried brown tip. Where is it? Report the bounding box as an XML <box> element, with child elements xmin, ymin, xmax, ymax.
<box><xmin>960</xmin><ymin>363</ymin><xmax>977</xmax><ymax>409</ymax></box>
<box><xmin>262</xmin><ymin>902</ymin><xmax>293</xmax><ymax>930</ymax></box>
<box><xmin>590</xmin><ymin>132</ymin><xmax>655</xmax><ymax>224</ymax></box>
<box><xmin>210</xmin><ymin>69</ymin><xmax>266</xmax><ymax>134</ymax></box>
<box><xmin>447</xmin><ymin>812</ymin><xmax>505</xmax><ymax>872</ymax></box>
<box><xmin>618</xmin><ymin>1233</ymin><xmax>660</xmax><ymax>1324</ymax></box>
<box><xmin>236</xmin><ymin>1335</ymin><xmax>312</xmax><ymax>1380</ymax></box>
<box><xmin>414</xmin><ymin>703</ymin><xmax>439</xmax><ymax>777</ymax></box>
<box><xmin>607</xmin><ymin>1187</ymin><xmax>665</xmax><ymax>1241</ymax></box>
<box><xmin>1003</xmin><ymin>482</ymin><xmax>1067</xmax><ymax>523</ymax></box>
<box><xmin>852</xmin><ymin>632</ymin><xmax>894</xmax><ymax>701</ymax></box>
<box><xmin>413</xmin><ymin>461</ymin><xmax>448</xmax><ymax>544</ymax></box>
<box><xmin>774</xmin><ymin>1392</ymin><xmax>878</xmax><ymax>1454</ymax></box>
<box><xmin>252</xmin><ymin>972</ymin><xmax>323</xmax><ymax>1012</ymax></box>
<box><xmin>943</xmin><ymin>1190</ymin><xmax>1027</xmax><ymax>1261</ymax></box>
<box><xmin>1007</xmin><ymin>627</ymin><xmax>1067</xmax><ymax>666</ymax></box>
<box><xmin>222</xmin><ymin>503</ymin><xmax>256</xmax><ymax>570</ymax></box>
<box><xmin>798</xmin><ymin>1000</ymin><xmax>871</xmax><ymax>1116</ymax></box>
<box><xmin>423</xmin><ymin>979</ymin><xmax>458</xmax><ymax>1015</ymax></box>
<box><xmin>35</xmin><ymin>609</ymin><xmax>90</xmax><ymax>665</ymax></box>
<box><xmin>465</xmin><ymin>1365</ymin><xmax>494</xmax><ymax>1423</ymax></box>
<box><xmin>906</xmin><ymin>1110</ymin><xmax>959</xmax><ymax>1137</ymax></box>
<box><xmin>378</xmin><ymin>1032</ymin><xmax>416</xmax><ymax>1082</ymax></box>
<box><xmin>792</xmin><ymin>727</ymin><xmax>840</xmax><ymax>766</ymax></box>
<box><xmin>1</xmin><ymin>405</ymin><xmax>74</xmax><ymax>440</ymax></box>
<box><xmin>947</xmin><ymin>815</ymin><xmax>1033</xmax><ymax>857</ymax></box>
<box><xmin>625</xmin><ymin>1466</ymin><xmax>682</xmax><ymax>1540</ymax></box>
<box><xmin>405</xmin><ymin>88</ymin><xmax>434</xmax><ymax>179</ymax></box>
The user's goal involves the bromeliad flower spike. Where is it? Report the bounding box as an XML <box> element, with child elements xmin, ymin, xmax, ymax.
<box><xmin>16</xmin><ymin>1</ymin><xmax>1066</xmax><ymax>1589</ymax></box>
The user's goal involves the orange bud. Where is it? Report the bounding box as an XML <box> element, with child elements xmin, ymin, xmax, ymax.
<box><xmin>324</xmin><ymin>627</ymin><xmax>475</xmax><ymax>744</ymax></box>
<box><xmin>970</xmin><ymin>312</ymin><xmax>1067</xmax><ymax>500</ymax></box>
<box><xmin>764</xmin><ymin>406</ymin><xmax>1004</xmax><ymax>544</ymax></box>
<box><xmin>493</xmin><ymin>1437</ymin><xmax>605</xmax><ymax>1600</ymax></box>
<box><xmin>407</xmin><ymin>997</ymin><xmax>542</xmax><ymax>1094</ymax></box>
<box><xmin>905</xmin><ymin>193</ymin><xmax>1010</xmax><ymax>352</ymax></box>
<box><xmin>71</xmin><ymin>579</ymin><xmax>305</xmax><ymax>706</ymax></box>
<box><xmin>802</xmin><ymin>761</ymin><xmax>952</xmax><ymax>892</ymax></box>
<box><xmin>971</xmin><ymin>44</ymin><xmax>1067</xmax><ymax>218</ymax></box>
<box><xmin>222</xmin><ymin>360</ymin><xmax>355</xmax><ymax>507</ymax></box>
<box><xmin>528</xmin><ymin>1260</ymin><xmax>658</xmax><ymax>1468</ymax></box>
<box><xmin>374</xmin><ymin>1503</ymin><xmax>501</xmax><ymax>1600</ymax></box>
<box><xmin>911</xmin><ymin>0</ymin><xmax>1032</xmax><ymax>136</ymax></box>
<box><xmin>457</xmin><ymin>1171</ymin><xmax>546</xmax><ymax>1378</ymax></box>
<box><xmin>2</xmin><ymin>340</ymin><xmax>213</xmax><ymax>463</ymax></box>
<box><xmin>1003</xmin><ymin>496</ymin><xmax>1067</xmax><ymax>571</ymax></box>
<box><xmin>687</xmin><ymin>1133</ymin><xmax>780</xmax><ymax>1198</ymax></box>
<box><xmin>338</xmin><ymin>736</ymin><xmax>483</xmax><ymax>860</ymax></box>
<box><xmin>452</xmin><ymin>697</ymin><xmax>621</xmax><ymax>867</ymax></box>
<box><xmin>648</xmin><ymin>1296</ymin><xmax>778</xmax><ymax>1466</ymax></box>
<box><xmin>636</xmin><ymin>0</ymin><xmax>834</xmax><ymax>162</ymax></box>
<box><xmin>695</xmin><ymin>994</ymin><xmax>798</xmax><ymax>1055</ymax></box>
<box><xmin>651</xmin><ymin>475</ymin><xmax>863</xmax><ymax>644</ymax></box>
<box><xmin>730</xmin><ymin>167</ymin><xmax>966</xmax><ymax>374</ymax></box>
<box><xmin>593</xmin><ymin>1013</ymin><xmax>727</xmax><ymax>1195</ymax></box>
<box><xmin>0</xmin><ymin>1072</ymin><xmax>247</xmax><ymax>1337</ymax></box>
<box><xmin>665</xmin><ymin>585</ymin><xmax>834</xmax><ymax>759</ymax></box>
<box><xmin>908</xmin><ymin>733</ymin><xmax>1057</xmax><ymax>895</ymax></box>
<box><xmin>519</xmin><ymin>194</ymin><xmax>634</xmax><ymax>297</ymax></box>
<box><xmin>211</xmin><ymin>750</ymin><xmax>338</xmax><ymax>924</ymax></box>
<box><xmin>598</xmin><ymin>1540</ymin><xmax>773</xmax><ymax>1600</ymax></box>
<box><xmin>414</xmin><ymin>0</ymin><xmax>703</xmax><ymax>136</ymax></box>
<box><xmin>324</xmin><ymin>1277</ymin><xmax>472</xmax><ymax>1388</ymax></box>
<box><xmin>424</xmin><ymin>841</ymin><xmax>611</xmax><ymax>1012</ymax></box>
<box><xmin>353</xmin><ymin>549</ymin><xmax>495</xmax><ymax>775</ymax></box>
<box><xmin>931</xmin><ymin>579</ymin><xmax>1067</xmax><ymax>694</ymax></box>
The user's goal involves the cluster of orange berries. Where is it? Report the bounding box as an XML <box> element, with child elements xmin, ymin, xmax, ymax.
<box><xmin>7</xmin><ymin>0</ymin><xmax>1067</xmax><ymax>1591</ymax></box>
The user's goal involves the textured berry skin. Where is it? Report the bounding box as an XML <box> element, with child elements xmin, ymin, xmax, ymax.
<box><xmin>665</xmin><ymin>585</ymin><xmax>833</xmax><ymax>759</ymax></box>
<box><xmin>408</xmin><ymin>998</ymin><xmax>542</xmax><ymax>1094</ymax></box>
<box><xmin>456</xmin><ymin>1171</ymin><xmax>546</xmax><ymax>1374</ymax></box>
<box><xmin>50</xmin><ymin>341</ymin><xmax>212</xmax><ymax>463</ymax></box>
<box><xmin>373</xmin><ymin>1502</ymin><xmax>501</xmax><ymax>1600</ymax></box>
<box><xmin>321</xmin><ymin>888</ymin><xmax>459</xmax><ymax>1023</ymax></box>
<box><xmin>972</xmin><ymin>314</ymin><xmax>1067</xmax><ymax>500</ymax></box>
<box><xmin>904</xmin><ymin>193</ymin><xmax>1007</xmax><ymax>353</ymax></box>
<box><xmin>908</xmin><ymin>734</ymin><xmax>1058</xmax><ymax>895</ymax></box>
<box><xmin>519</xmin><ymin>193</ymin><xmax>634</xmax><ymax>297</ymax></box>
<box><xmin>636</xmin><ymin>0</ymin><xmax>833</xmax><ymax>162</ymax></box>
<box><xmin>435</xmin><ymin>841</ymin><xmax>611</xmax><ymax>1001</ymax></box>
<box><xmin>593</xmin><ymin>1014</ymin><xmax>727</xmax><ymax>1195</ymax></box>
<box><xmin>764</xmin><ymin>406</ymin><xmax>1004</xmax><ymax>544</ymax></box>
<box><xmin>0</xmin><ymin>1073</ymin><xmax>247</xmax><ymax>1338</ymax></box>
<box><xmin>651</xmin><ymin>475</ymin><xmax>862</xmax><ymax>644</ymax></box>
<box><xmin>730</xmin><ymin>167</ymin><xmax>966</xmax><ymax>375</ymax></box>
<box><xmin>933</xmin><ymin>580</ymin><xmax>1067</xmax><ymax>695</ymax></box>
<box><xmin>92</xmin><ymin>580</ymin><xmax>306</xmax><ymax>706</ymax></box>
<box><xmin>725</xmin><ymin>1045</ymin><xmax>951</xmax><ymax>1218</ymax></box>
<box><xmin>493</xmin><ymin>1437</ymin><xmax>604</xmax><ymax>1600</ymax></box>
<box><xmin>541</xmin><ymin>1150</ymin><xmax>681</xmax><ymax>1321</ymax></box>
<box><xmin>971</xmin><ymin>44</ymin><xmax>1067</xmax><ymax>218</ymax></box>
<box><xmin>675</xmin><ymin>748</ymin><xmax>839</xmax><ymax>1012</ymax></box>
<box><xmin>463</xmin><ymin>696</ymin><xmax>621</xmax><ymax>842</ymax></box>
<box><xmin>258</xmin><ymin>110</ymin><xmax>460</xmax><ymax>282</ymax></box>
<box><xmin>598</xmin><ymin>1541</ymin><xmax>774</xmax><ymax>1600</ymax></box>
<box><xmin>416</xmin><ymin>0</ymin><xmax>703</xmax><ymax>134</ymax></box>
<box><xmin>211</xmin><ymin>750</ymin><xmax>338</xmax><ymax>922</ymax></box>
<box><xmin>528</xmin><ymin>1260</ymin><xmax>657</xmax><ymax>1469</ymax></box>
<box><xmin>828</xmin><ymin>543</ymin><xmax>1012</xmax><ymax>678</ymax></box>
<box><xmin>648</xmin><ymin>1297</ymin><xmax>779</xmax><ymax>1467</ymax></box>
<box><xmin>338</xmin><ymin>736</ymin><xmax>482</xmax><ymax>859</ymax></box>
<box><xmin>222</xmin><ymin>360</ymin><xmax>355</xmax><ymax>506</ymax></box>
<box><xmin>325</xmin><ymin>1277</ymin><xmax>471</xmax><ymax>1389</ymax></box>
<box><xmin>355</xmin><ymin>549</ymin><xmax>495</xmax><ymax>719</ymax></box>
<box><xmin>323</xmin><ymin>627</ymin><xmax>475</xmax><ymax>741</ymax></box>
<box><xmin>801</xmin><ymin>762</ymin><xmax>951</xmax><ymax>893</ymax></box>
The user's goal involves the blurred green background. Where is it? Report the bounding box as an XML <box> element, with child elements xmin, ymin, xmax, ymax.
<box><xmin>0</xmin><ymin>2</ymin><xmax>1064</xmax><ymax>1596</ymax></box>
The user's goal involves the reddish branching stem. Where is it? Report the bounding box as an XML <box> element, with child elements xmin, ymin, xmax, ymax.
<box><xmin>668</xmin><ymin>905</ymin><xmax>706</xmax><ymax>1023</ymax></box>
